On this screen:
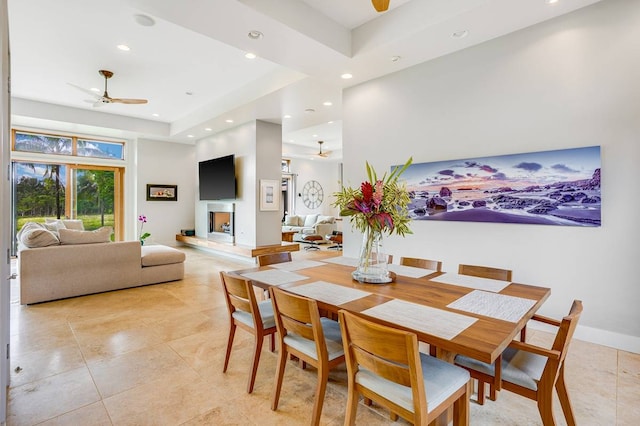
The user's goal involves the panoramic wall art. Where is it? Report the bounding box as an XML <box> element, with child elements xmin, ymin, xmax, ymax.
<box><xmin>398</xmin><ymin>146</ymin><xmax>601</xmax><ymax>227</ymax></box>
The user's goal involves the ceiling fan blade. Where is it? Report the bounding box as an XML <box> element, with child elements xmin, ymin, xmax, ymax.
<box><xmin>68</xmin><ymin>82</ymin><xmax>101</xmax><ymax>99</ymax></box>
<box><xmin>109</xmin><ymin>98</ymin><xmax>148</xmax><ymax>104</ymax></box>
<box><xmin>372</xmin><ymin>0</ymin><xmax>390</xmax><ymax>12</ymax></box>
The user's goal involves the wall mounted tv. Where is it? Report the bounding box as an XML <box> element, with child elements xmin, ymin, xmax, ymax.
<box><xmin>198</xmin><ymin>154</ymin><xmax>236</xmax><ymax>200</ymax></box>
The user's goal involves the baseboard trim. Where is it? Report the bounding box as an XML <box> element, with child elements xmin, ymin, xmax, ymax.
<box><xmin>528</xmin><ymin>322</ymin><xmax>640</xmax><ymax>354</ymax></box>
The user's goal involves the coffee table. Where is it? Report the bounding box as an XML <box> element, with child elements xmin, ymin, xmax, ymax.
<box><xmin>281</xmin><ymin>231</ymin><xmax>297</xmax><ymax>242</ymax></box>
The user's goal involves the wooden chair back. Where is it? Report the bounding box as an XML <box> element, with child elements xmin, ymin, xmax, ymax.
<box><xmin>338</xmin><ymin>310</ymin><xmax>427</xmax><ymax>423</ymax></box>
<box><xmin>458</xmin><ymin>264</ymin><xmax>512</xmax><ymax>281</ymax></box>
<box><xmin>257</xmin><ymin>252</ymin><xmax>292</xmax><ymax>266</ymax></box>
<box><xmin>220</xmin><ymin>271</ymin><xmax>258</xmax><ymax>322</ymax></box>
<box><xmin>269</xmin><ymin>286</ymin><xmax>324</xmax><ymax>352</ymax></box>
<box><xmin>548</xmin><ymin>299</ymin><xmax>583</xmax><ymax>372</ymax></box>
<box><xmin>400</xmin><ymin>256</ymin><xmax>442</xmax><ymax>272</ymax></box>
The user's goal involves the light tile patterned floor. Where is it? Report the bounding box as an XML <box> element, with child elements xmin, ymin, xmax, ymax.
<box><xmin>7</xmin><ymin>247</ymin><xmax>639</xmax><ymax>425</ymax></box>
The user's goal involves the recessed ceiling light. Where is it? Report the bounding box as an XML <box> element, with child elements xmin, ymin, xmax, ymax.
<box><xmin>117</xmin><ymin>44</ymin><xmax>130</xmax><ymax>51</ymax></box>
<box><xmin>312</xmin><ymin>134</ymin><xmax>318</xmax><ymax>137</ymax></box>
<box><xmin>90</xmin><ymin>87</ymin><xmax>100</xmax><ymax>92</ymax></box>
<box><xmin>289</xmin><ymin>139</ymin><xmax>295</xmax><ymax>143</ymax></box>
<box><xmin>283</xmin><ymin>114</ymin><xmax>292</xmax><ymax>119</ymax></box>
<box><xmin>134</xmin><ymin>14</ymin><xmax>155</xmax><ymax>27</ymax></box>
<box><xmin>225</xmin><ymin>119</ymin><xmax>234</xmax><ymax>123</ymax></box>
<box><xmin>244</xmin><ymin>52</ymin><xmax>257</xmax><ymax>59</ymax></box>
<box><xmin>187</xmin><ymin>134</ymin><xmax>194</xmax><ymax>138</ymax></box>
<box><xmin>328</xmin><ymin>121</ymin><xmax>334</xmax><ymax>124</ymax></box>
<box><xmin>341</xmin><ymin>73</ymin><xmax>353</xmax><ymax>79</ymax></box>
<box><xmin>204</xmin><ymin>127</ymin><xmax>212</xmax><ymax>131</ymax></box>
<box><xmin>248</xmin><ymin>30</ymin><xmax>263</xmax><ymax>40</ymax></box>
<box><xmin>305</xmin><ymin>108</ymin><xmax>315</xmax><ymax>113</ymax></box>
<box><xmin>452</xmin><ymin>30</ymin><xmax>469</xmax><ymax>39</ymax></box>
<box><xmin>391</xmin><ymin>56</ymin><xmax>401</xmax><ymax>62</ymax></box>
<box><xmin>546</xmin><ymin>0</ymin><xmax>559</xmax><ymax>4</ymax></box>
<box><xmin>152</xmin><ymin>113</ymin><xmax>160</xmax><ymax>117</ymax></box>
<box><xmin>323</xmin><ymin>101</ymin><xmax>333</xmax><ymax>106</ymax></box>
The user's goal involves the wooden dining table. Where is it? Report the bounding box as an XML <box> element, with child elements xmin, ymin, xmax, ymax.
<box><xmin>230</xmin><ymin>257</ymin><xmax>551</xmax><ymax>425</ymax></box>
<box><xmin>232</xmin><ymin>257</ymin><xmax>551</xmax><ymax>365</ymax></box>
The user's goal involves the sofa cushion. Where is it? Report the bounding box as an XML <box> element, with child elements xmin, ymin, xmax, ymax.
<box><xmin>62</xmin><ymin>220</ymin><xmax>85</xmax><ymax>230</ymax></box>
<box><xmin>316</xmin><ymin>215</ymin><xmax>335</xmax><ymax>224</ymax></box>
<box><xmin>141</xmin><ymin>245</ymin><xmax>186</xmax><ymax>266</ymax></box>
<box><xmin>19</xmin><ymin>227</ymin><xmax>60</xmax><ymax>248</ymax></box>
<box><xmin>43</xmin><ymin>220</ymin><xmax>66</xmax><ymax>233</ymax></box>
<box><xmin>17</xmin><ymin>221</ymin><xmax>45</xmax><ymax>241</ymax></box>
<box><xmin>45</xmin><ymin>218</ymin><xmax>85</xmax><ymax>231</ymax></box>
<box><xmin>303</xmin><ymin>214</ymin><xmax>319</xmax><ymax>227</ymax></box>
<box><xmin>59</xmin><ymin>227</ymin><xmax>113</xmax><ymax>245</ymax></box>
<box><xmin>284</xmin><ymin>215</ymin><xmax>300</xmax><ymax>226</ymax></box>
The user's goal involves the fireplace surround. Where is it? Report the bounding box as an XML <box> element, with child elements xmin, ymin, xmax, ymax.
<box><xmin>208</xmin><ymin>202</ymin><xmax>234</xmax><ymax>243</ymax></box>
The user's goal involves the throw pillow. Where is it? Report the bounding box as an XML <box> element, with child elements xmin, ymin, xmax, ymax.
<box><xmin>16</xmin><ymin>221</ymin><xmax>45</xmax><ymax>242</ymax></box>
<box><xmin>303</xmin><ymin>214</ymin><xmax>319</xmax><ymax>228</ymax></box>
<box><xmin>43</xmin><ymin>220</ymin><xmax>66</xmax><ymax>233</ymax></box>
<box><xmin>316</xmin><ymin>215</ymin><xmax>335</xmax><ymax>224</ymax></box>
<box><xmin>19</xmin><ymin>228</ymin><xmax>60</xmax><ymax>248</ymax></box>
<box><xmin>59</xmin><ymin>226</ymin><xmax>113</xmax><ymax>245</ymax></box>
<box><xmin>284</xmin><ymin>215</ymin><xmax>299</xmax><ymax>226</ymax></box>
<box><xmin>62</xmin><ymin>219</ymin><xmax>85</xmax><ymax>230</ymax></box>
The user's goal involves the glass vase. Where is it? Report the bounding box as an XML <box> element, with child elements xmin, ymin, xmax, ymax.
<box><xmin>352</xmin><ymin>227</ymin><xmax>392</xmax><ymax>283</ymax></box>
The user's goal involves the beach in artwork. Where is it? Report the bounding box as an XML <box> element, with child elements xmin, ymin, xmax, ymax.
<box><xmin>399</xmin><ymin>146</ymin><xmax>601</xmax><ymax>226</ymax></box>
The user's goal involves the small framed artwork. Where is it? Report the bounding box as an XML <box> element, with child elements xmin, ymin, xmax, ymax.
<box><xmin>147</xmin><ymin>184</ymin><xmax>178</xmax><ymax>201</ymax></box>
<box><xmin>260</xmin><ymin>179</ymin><xmax>279</xmax><ymax>211</ymax></box>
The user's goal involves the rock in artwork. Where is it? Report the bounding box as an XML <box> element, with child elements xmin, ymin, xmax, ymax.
<box><xmin>399</xmin><ymin>146</ymin><xmax>601</xmax><ymax>227</ymax></box>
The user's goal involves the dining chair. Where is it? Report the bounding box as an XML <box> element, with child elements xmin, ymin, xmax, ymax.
<box><xmin>219</xmin><ymin>271</ymin><xmax>277</xmax><ymax>393</ymax></box>
<box><xmin>269</xmin><ymin>286</ymin><xmax>345</xmax><ymax>426</ymax></box>
<box><xmin>456</xmin><ymin>263</ymin><xmax>514</xmax><ymax>402</ymax></box>
<box><xmin>455</xmin><ymin>300</ymin><xmax>583</xmax><ymax>426</ymax></box>
<box><xmin>400</xmin><ymin>256</ymin><xmax>443</xmax><ymax>272</ymax></box>
<box><xmin>257</xmin><ymin>252</ymin><xmax>292</xmax><ymax>266</ymax></box>
<box><xmin>458</xmin><ymin>263</ymin><xmax>512</xmax><ymax>281</ymax></box>
<box><xmin>338</xmin><ymin>309</ymin><xmax>471</xmax><ymax>426</ymax></box>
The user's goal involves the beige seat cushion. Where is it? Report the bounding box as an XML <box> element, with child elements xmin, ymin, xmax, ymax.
<box><xmin>141</xmin><ymin>245</ymin><xmax>186</xmax><ymax>267</ymax></box>
<box><xmin>59</xmin><ymin>227</ymin><xmax>113</xmax><ymax>245</ymax></box>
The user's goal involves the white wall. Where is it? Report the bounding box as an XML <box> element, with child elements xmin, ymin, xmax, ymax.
<box><xmin>288</xmin><ymin>157</ymin><xmax>342</xmax><ymax>217</ymax></box>
<box><xmin>195</xmin><ymin>120</ymin><xmax>283</xmax><ymax>247</ymax></box>
<box><xmin>137</xmin><ymin>138</ymin><xmax>195</xmax><ymax>246</ymax></box>
<box><xmin>342</xmin><ymin>0</ymin><xmax>639</xmax><ymax>351</ymax></box>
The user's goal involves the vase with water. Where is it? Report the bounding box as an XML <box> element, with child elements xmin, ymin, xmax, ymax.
<box><xmin>352</xmin><ymin>227</ymin><xmax>392</xmax><ymax>283</ymax></box>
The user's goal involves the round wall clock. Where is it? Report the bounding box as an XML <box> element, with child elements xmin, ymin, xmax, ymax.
<box><xmin>302</xmin><ymin>180</ymin><xmax>324</xmax><ymax>209</ymax></box>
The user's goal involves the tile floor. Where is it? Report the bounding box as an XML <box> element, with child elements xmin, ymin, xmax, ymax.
<box><xmin>7</xmin><ymin>246</ymin><xmax>639</xmax><ymax>425</ymax></box>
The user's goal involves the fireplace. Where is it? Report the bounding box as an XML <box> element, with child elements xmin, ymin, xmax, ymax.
<box><xmin>208</xmin><ymin>203</ymin><xmax>234</xmax><ymax>243</ymax></box>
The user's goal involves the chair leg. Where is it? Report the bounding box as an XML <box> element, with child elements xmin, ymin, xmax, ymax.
<box><xmin>520</xmin><ymin>325</ymin><xmax>527</xmax><ymax>342</ymax></box>
<box><xmin>344</xmin><ymin>383</ymin><xmax>359</xmax><ymax>426</ymax></box>
<box><xmin>269</xmin><ymin>333</ymin><xmax>275</xmax><ymax>352</ymax></box>
<box><xmin>556</xmin><ymin>364</ymin><xmax>577</xmax><ymax>426</ymax></box>
<box><xmin>389</xmin><ymin>412</ymin><xmax>399</xmax><ymax>421</ymax></box>
<box><xmin>271</xmin><ymin>348</ymin><xmax>288</xmax><ymax>411</ymax></box>
<box><xmin>536</xmin><ymin>387</ymin><xmax>557</xmax><ymax>426</ymax></box>
<box><xmin>477</xmin><ymin>380</ymin><xmax>486</xmax><ymax>405</ymax></box>
<box><xmin>453</xmin><ymin>380</ymin><xmax>471</xmax><ymax>426</ymax></box>
<box><xmin>247</xmin><ymin>332</ymin><xmax>264</xmax><ymax>394</ymax></box>
<box><xmin>310</xmin><ymin>367</ymin><xmax>329</xmax><ymax>426</ymax></box>
<box><xmin>363</xmin><ymin>397</ymin><xmax>372</xmax><ymax>406</ymax></box>
<box><xmin>222</xmin><ymin>323</ymin><xmax>236</xmax><ymax>373</ymax></box>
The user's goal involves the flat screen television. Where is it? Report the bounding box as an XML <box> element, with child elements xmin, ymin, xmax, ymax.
<box><xmin>198</xmin><ymin>154</ymin><xmax>236</xmax><ymax>200</ymax></box>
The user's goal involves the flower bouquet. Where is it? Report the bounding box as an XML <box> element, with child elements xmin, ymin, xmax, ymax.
<box><xmin>333</xmin><ymin>158</ymin><xmax>412</xmax><ymax>283</ymax></box>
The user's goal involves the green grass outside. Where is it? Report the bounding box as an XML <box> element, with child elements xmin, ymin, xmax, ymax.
<box><xmin>17</xmin><ymin>214</ymin><xmax>115</xmax><ymax>231</ymax></box>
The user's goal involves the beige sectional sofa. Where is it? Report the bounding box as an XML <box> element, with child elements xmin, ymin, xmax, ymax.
<box><xmin>17</xmin><ymin>221</ymin><xmax>185</xmax><ymax>304</ymax></box>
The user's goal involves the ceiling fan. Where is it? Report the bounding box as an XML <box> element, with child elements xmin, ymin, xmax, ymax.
<box><xmin>316</xmin><ymin>141</ymin><xmax>331</xmax><ymax>158</ymax></box>
<box><xmin>372</xmin><ymin>0</ymin><xmax>391</xmax><ymax>12</ymax></box>
<box><xmin>69</xmin><ymin>70</ymin><xmax>148</xmax><ymax>107</ymax></box>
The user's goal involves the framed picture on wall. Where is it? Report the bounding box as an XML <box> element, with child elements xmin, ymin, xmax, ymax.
<box><xmin>259</xmin><ymin>179</ymin><xmax>279</xmax><ymax>211</ymax></box>
<box><xmin>147</xmin><ymin>184</ymin><xmax>178</xmax><ymax>201</ymax></box>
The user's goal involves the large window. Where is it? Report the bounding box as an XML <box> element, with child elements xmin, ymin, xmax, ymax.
<box><xmin>11</xmin><ymin>130</ymin><xmax>125</xmax><ymax>253</ymax></box>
